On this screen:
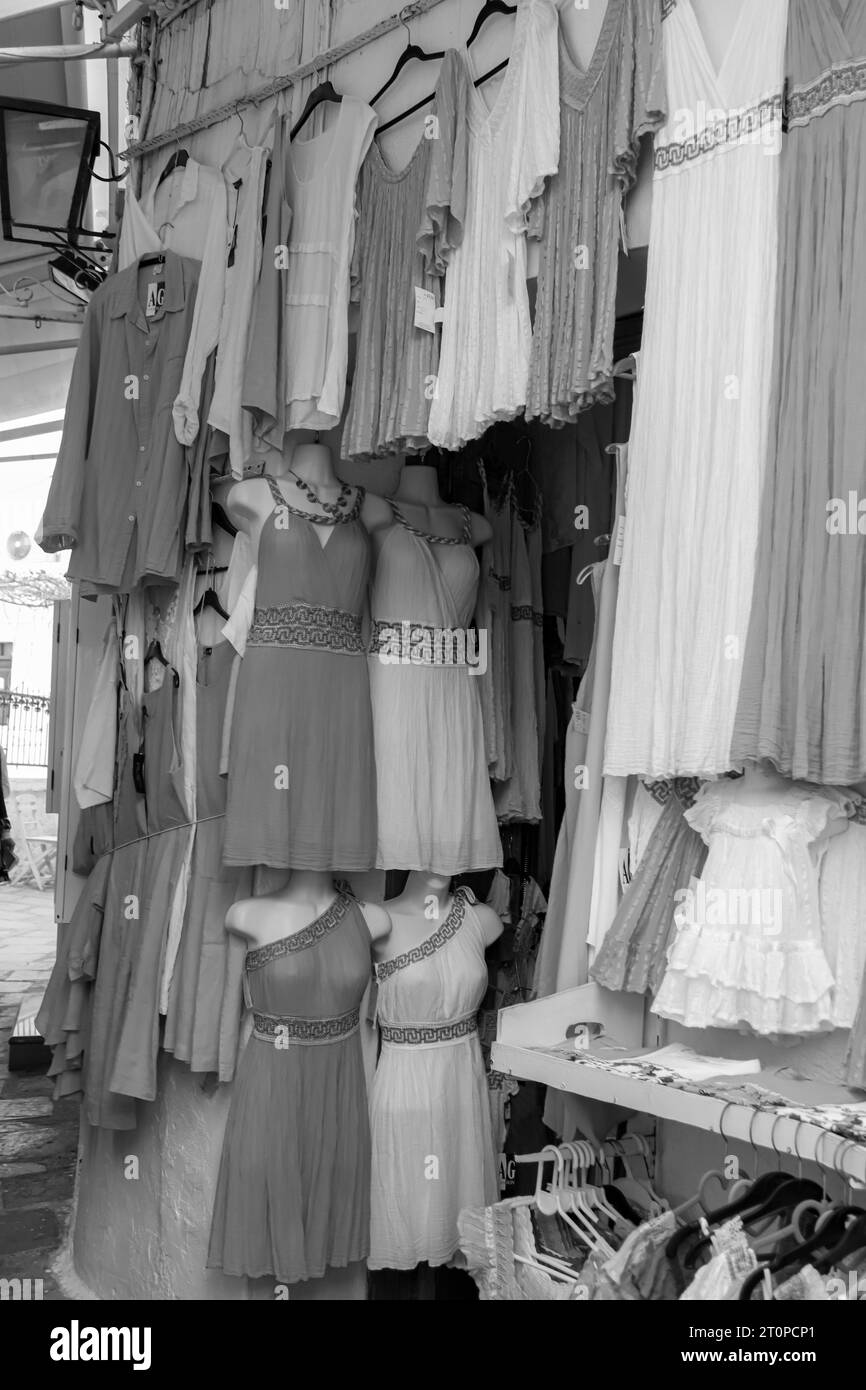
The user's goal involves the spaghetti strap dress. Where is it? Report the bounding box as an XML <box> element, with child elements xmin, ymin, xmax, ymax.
<box><xmin>369</xmin><ymin>886</ymin><xmax>498</xmax><ymax>1269</ymax></box>
<box><xmin>207</xmin><ymin>890</ymin><xmax>373</xmax><ymax>1284</ymax></box>
<box><xmin>223</xmin><ymin>476</ymin><xmax>376</xmax><ymax>870</ymax></box>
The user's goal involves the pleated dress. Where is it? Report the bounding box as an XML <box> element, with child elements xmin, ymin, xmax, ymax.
<box><xmin>207</xmin><ymin>890</ymin><xmax>373</xmax><ymax>1284</ymax></box>
<box><xmin>223</xmin><ymin>477</ymin><xmax>376</xmax><ymax>871</ymax></box>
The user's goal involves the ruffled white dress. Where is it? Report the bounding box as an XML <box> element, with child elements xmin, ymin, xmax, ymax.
<box><xmin>652</xmin><ymin>780</ymin><xmax>846</xmax><ymax>1036</ymax></box>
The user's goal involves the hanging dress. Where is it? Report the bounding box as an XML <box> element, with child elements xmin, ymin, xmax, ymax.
<box><xmin>223</xmin><ymin>477</ymin><xmax>376</xmax><ymax>871</ymax></box>
<box><xmin>527</xmin><ymin>0</ymin><xmax>666</xmax><ymax>422</ymax></box>
<box><xmin>207</xmin><ymin>890</ymin><xmax>372</xmax><ymax>1284</ymax></box>
<box><xmin>604</xmin><ymin>0</ymin><xmax>789</xmax><ymax>778</ymax></box>
<box><xmin>731</xmin><ymin>0</ymin><xmax>866</xmax><ymax>784</ymax></box>
<box><xmin>426</xmin><ymin>0</ymin><xmax>560</xmax><ymax>450</ymax></box>
<box><xmin>369</xmin><ymin>886</ymin><xmax>498</xmax><ymax>1270</ymax></box>
<box><xmin>369</xmin><ymin>502</ymin><xmax>501</xmax><ymax>874</ymax></box>
<box><xmin>492</xmin><ymin>505</ymin><xmax>542</xmax><ymax>823</ymax></box>
<box><xmin>341</xmin><ymin>50</ymin><xmax>469</xmax><ymax>460</ymax></box>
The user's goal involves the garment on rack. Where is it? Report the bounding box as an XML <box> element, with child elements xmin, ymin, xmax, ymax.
<box><xmin>369</xmin><ymin>886</ymin><xmax>497</xmax><ymax>1269</ymax></box>
<box><xmin>819</xmin><ymin>800</ymin><xmax>866</xmax><ymax>1029</ymax></box>
<box><xmin>527</xmin><ymin>0</ymin><xmax>665</xmax><ymax>422</ymax></box>
<box><xmin>493</xmin><ymin>506</ymin><xmax>542</xmax><ymax>823</ymax></box>
<box><xmin>281</xmin><ymin>97</ymin><xmax>377</xmax><ymax>431</ymax></box>
<box><xmin>242</xmin><ymin>117</ymin><xmax>294</xmax><ymax>450</ymax></box>
<box><xmin>458</xmin><ymin>1198</ymin><xmax>582</xmax><ymax>1300</ymax></box>
<box><xmin>476</xmin><ymin>472</ymin><xmax>513</xmax><ymax>777</ymax></box>
<box><xmin>118</xmin><ymin>155</ymin><xmax>229</xmax><ymax>445</ymax></box>
<box><xmin>653</xmin><ymin>780</ymin><xmax>846</xmax><ymax>1036</ymax></box>
<box><xmin>206</xmin><ymin>144</ymin><xmax>269</xmax><ymax>477</ymax></box>
<box><xmin>731</xmin><ymin>0</ymin><xmax>866</xmax><ymax>785</ymax></box>
<box><xmin>223</xmin><ymin>476</ymin><xmax>376</xmax><ymax>870</ymax></box>
<box><xmin>0</xmin><ymin>779</ymin><xmax>15</xmax><ymax>882</ymax></box>
<box><xmin>163</xmin><ymin>641</ymin><xmax>250</xmax><ymax>1081</ymax></box>
<box><xmin>207</xmin><ymin>890</ymin><xmax>372</xmax><ymax>1284</ymax></box>
<box><xmin>369</xmin><ymin>502</ymin><xmax>500</xmax><ymax>873</ymax></box>
<box><xmin>604</xmin><ymin>0</ymin><xmax>788</xmax><ymax>777</ymax></box>
<box><xmin>342</xmin><ymin>50</ymin><xmax>469</xmax><ymax>461</ymax></box>
<box><xmin>73</xmin><ymin>623</ymin><xmax>119</xmax><ymax>809</ymax></box>
<box><xmin>590</xmin><ymin>779</ymin><xmax>706</xmax><ymax>996</ymax></box>
<box><xmin>39</xmin><ymin>254</ymin><xmax>203</xmax><ymax>593</ymax></box>
<box><xmin>426</xmin><ymin>0</ymin><xmax>560</xmax><ymax>449</ymax></box>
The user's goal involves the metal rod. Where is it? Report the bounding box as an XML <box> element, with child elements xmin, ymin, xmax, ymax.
<box><xmin>0</xmin><ymin>308</ymin><xmax>84</xmax><ymax>324</ymax></box>
<box><xmin>123</xmin><ymin>0</ymin><xmax>451</xmax><ymax>159</ymax></box>
<box><xmin>0</xmin><ymin>339</ymin><xmax>78</xmax><ymax>356</ymax></box>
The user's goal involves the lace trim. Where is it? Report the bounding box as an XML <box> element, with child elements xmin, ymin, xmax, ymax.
<box><xmin>388</xmin><ymin>500</ymin><xmax>472</xmax><ymax>546</ymax></box>
<box><xmin>375</xmin><ymin>886</ymin><xmax>476</xmax><ymax>981</ymax></box>
<box><xmin>245</xmin><ymin>892</ymin><xmax>349</xmax><ymax>970</ymax></box>
<box><xmin>252</xmin><ymin>1005</ymin><xmax>360</xmax><ymax>1044</ymax></box>
<box><xmin>379</xmin><ymin>1014</ymin><xmax>478</xmax><ymax>1045</ymax></box>
<box><xmin>785</xmin><ymin>59</ymin><xmax>866</xmax><ymax>129</ymax></box>
<box><xmin>247</xmin><ymin>602</ymin><xmax>365</xmax><ymax>654</ymax></box>
<box><xmin>655</xmin><ymin>93</ymin><xmax>782</xmax><ymax>172</ymax></box>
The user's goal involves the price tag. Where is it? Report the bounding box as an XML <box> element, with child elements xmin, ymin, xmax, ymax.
<box><xmin>572</xmin><ymin>706</ymin><xmax>590</xmax><ymax>735</ymax></box>
<box><xmin>612</xmin><ymin>514</ymin><xmax>626</xmax><ymax>566</ymax></box>
<box><xmin>414</xmin><ymin>287</ymin><xmax>437</xmax><ymax>334</ymax></box>
<box><xmin>145</xmin><ymin>280</ymin><xmax>165</xmax><ymax>317</ymax></box>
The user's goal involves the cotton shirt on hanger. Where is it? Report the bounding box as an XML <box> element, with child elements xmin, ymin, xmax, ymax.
<box><xmin>118</xmin><ymin>157</ymin><xmax>229</xmax><ymax>445</ymax></box>
<box><xmin>39</xmin><ymin>253</ymin><xmax>202</xmax><ymax>592</ymax></box>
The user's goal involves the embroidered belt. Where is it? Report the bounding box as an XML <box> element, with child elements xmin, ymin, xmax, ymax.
<box><xmin>247</xmin><ymin>602</ymin><xmax>365</xmax><ymax>655</ymax></box>
<box><xmin>379</xmin><ymin>1015</ymin><xmax>478</xmax><ymax>1046</ymax></box>
<box><xmin>654</xmin><ymin>93</ymin><xmax>782</xmax><ymax>173</ymax></box>
<box><xmin>252</xmin><ymin>1005</ymin><xmax>360</xmax><ymax>1045</ymax></box>
<box><xmin>370</xmin><ymin>619</ymin><xmax>483</xmax><ymax>667</ymax></box>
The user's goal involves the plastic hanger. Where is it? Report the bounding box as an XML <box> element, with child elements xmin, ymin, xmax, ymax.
<box><xmin>193</xmin><ymin>587</ymin><xmax>229</xmax><ymax>621</ymax></box>
<box><xmin>156</xmin><ymin>147</ymin><xmax>189</xmax><ymax>189</ymax></box>
<box><xmin>144</xmin><ymin>638</ymin><xmax>168</xmax><ymax>667</ymax></box>
<box><xmin>291</xmin><ymin>80</ymin><xmax>342</xmax><ymax>140</ymax></box>
<box><xmin>466</xmin><ymin>0</ymin><xmax>517</xmax><ymax>47</ymax></box>
<box><xmin>372</xmin><ymin>10</ymin><xmax>444</xmax><ymax>105</ymax></box>
<box><xmin>738</xmin><ymin>1205</ymin><xmax>864</xmax><ymax>1301</ymax></box>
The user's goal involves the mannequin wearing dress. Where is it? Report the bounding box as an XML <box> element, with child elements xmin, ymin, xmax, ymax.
<box><xmin>225</xmin><ymin>440</ymin><xmax>392</xmax><ymax>543</ymax></box>
<box><xmin>226</xmin><ymin>869</ymin><xmax>391</xmax><ymax>949</ymax></box>
<box><xmin>368</xmin><ymin>872</ymin><xmax>502</xmax><ymax>1270</ymax></box>
<box><xmin>366</xmin><ymin>460</ymin><xmax>492</xmax><ymax>550</ymax></box>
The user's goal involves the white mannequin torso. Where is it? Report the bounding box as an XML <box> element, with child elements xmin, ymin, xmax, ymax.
<box><xmin>226</xmin><ymin>870</ymin><xmax>391</xmax><ymax>949</ymax></box>
<box><xmin>367</xmin><ymin>463</ymin><xmax>493</xmax><ymax>550</ymax></box>
<box><xmin>373</xmin><ymin>871</ymin><xmax>503</xmax><ymax>965</ymax></box>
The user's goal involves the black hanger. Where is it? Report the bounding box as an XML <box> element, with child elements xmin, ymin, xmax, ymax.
<box><xmin>139</xmin><ymin>252</ymin><xmax>166</xmax><ymax>268</ymax></box>
<box><xmin>291</xmin><ymin>81</ymin><xmax>342</xmax><ymax>140</ymax></box>
<box><xmin>814</xmin><ymin>1209</ymin><xmax>866</xmax><ymax>1274</ymax></box>
<box><xmin>194</xmin><ymin>587</ymin><xmax>230</xmax><ymax>621</ymax></box>
<box><xmin>372</xmin><ymin>22</ymin><xmax>444</xmax><ymax>106</ymax></box>
<box><xmin>665</xmin><ymin>1171</ymin><xmax>789</xmax><ymax>1263</ymax></box>
<box><xmin>211</xmin><ymin>501</ymin><xmax>238</xmax><ymax>538</ymax></box>
<box><xmin>738</xmin><ymin>1204</ymin><xmax>863</xmax><ymax>1300</ymax></box>
<box><xmin>683</xmin><ymin>1177</ymin><xmax>824</xmax><ymax>1271</ymax></box>
<box><xmin>466</xmin><ymin>0</ymin><xmax>517</xmax><ymax>47</ymax></box>
<box><xmin>156</xmin><ymin>148</ymin><xmax>189</xmax><ymax>189</ymax></box>
<box><xmin>144</xmin><ymin>638</ymin><xmax>168</xmax><ymax>667</ymax></box>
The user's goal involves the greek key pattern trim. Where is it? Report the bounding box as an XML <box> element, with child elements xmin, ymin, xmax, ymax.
<box><xmin>253</xmin><ymin>1005</ymin><xmax>360</xmax><ymax>1044</ymax></box>
<box><xmin>246</xmin><ymin>892</ymin><xmax>349</xmax><ymax>971</ymax></box>
<box><xmin>785</xmin><ymin>60</ymin><xmax>866</xmax><ymax>129</ymax></box>
<box><xmin>511</xmin><ymin>604</ymin><xmax>535</xmax><ymax>623</ymax></box>
<box><xmin>247</xmin><ymin>602</ymin><xmax>365</xmax><ymax>655</ymax></box>
<box><xmin>654</xmin><ymin>94</ymin><xmax>782</xmax><ymax>172</ymax></box>
<box><xmin>380</xmin><ymin>1015</ymin><xmax>478</xmax><ymax>1046</ymax></box>
<box><xmin>374</xmin><ymin>887</ymin><xmax>476</xmax><ymax>981</ymax></box>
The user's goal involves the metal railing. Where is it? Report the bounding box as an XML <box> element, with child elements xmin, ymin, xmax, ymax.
<box><xmin>0</xmin><ymin>691</ymin><xmax>51</xmax><ymax>768</ymax></box>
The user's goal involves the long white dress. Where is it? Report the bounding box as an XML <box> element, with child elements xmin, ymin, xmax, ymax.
<box><xmin>426</xmin><ymin>0</ymin><xmax>559</xmax><ymax>450</ymax></box>
<box><xmin>369</xmin><ymin>888</ymin><xmax>498</xmax><ymax>1270</ymax></box>
<box><xmin>604</xmin><ymin>0</ymin><xmax>789</xmax><ymax>778</ymax></box>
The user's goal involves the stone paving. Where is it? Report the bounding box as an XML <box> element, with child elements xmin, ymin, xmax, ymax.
<box><xmin>0</xmin><ymin>882</ymin><xmax>75</xmax><ymax>1301</ymax></box>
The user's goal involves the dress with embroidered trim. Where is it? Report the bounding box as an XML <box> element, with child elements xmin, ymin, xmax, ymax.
<box><xmin>652</xmin><ymin>779</ymin><xmax>848</xmax><ymax>1036</ymax></box>
<box><xmin>207</xmin><ymin>891</ymin><xmax>373</xmax><ymax>1284</ymax></box>
<box><xmin>223</xmin><ymin>476</ymin><xmax>376</xmax><ymax>870</ymax></box>
<box><xmin>369</xmin><ymin>502</ymin><xmax>500</xmax><ymax>873</ymax></box>
<box><xmin>731</xmin><ymin>0</ymin><xmax>866</xmax><ymax>784</ymax></box>
<box><xmin>369</xmin><ymin>887</ymin><xmax>498</xmax><ymax>1269</ymax></box>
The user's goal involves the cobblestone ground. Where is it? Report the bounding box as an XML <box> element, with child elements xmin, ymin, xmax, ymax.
<box><xmin>0</xmin><ymin>883</ymin><xmax>75</xmax><ymax>1301</ymax></box>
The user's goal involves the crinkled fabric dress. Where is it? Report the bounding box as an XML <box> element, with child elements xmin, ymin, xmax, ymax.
<box><xmin>369</xmin><ymin>503</ymin><xmax>500</xmax><ymax>873</ymax></box>
<box><xmin>527</xmin><ymin>0</ymin><xmax>666</xmax><ymax>422</ymax></box>
<box><xmin>819</xmin><ymin>798</ymin><xmax>866</xmax><ymax>1029</ymax></box>
<box><xmin>730</xmin><ymin>0</ymin><xmax>866</xmax><ymax>784</ymax></box>
<box><xmin>604</xmin><ymin>0</ymin><xmax>788</xmax><ymax>777</ymax></box>
<box><xmin>223</xmin><ymin>477</ymin><xmax>376</xmax><ymax>871</ymax></box>
<box><xmin>341</xmin><ymin>50</ymin><xmax>469</xmax><ymax>461</ymax></box>
<box><xmin>652</xmin><ymin>780</ymin><xmax>846</xmax><ymax>1036</ymax></box>
<box><xmin>207</xmin><ymin>890</ymin><xmax>372</xmax><ymax>1284</ymax></box>
<box><xmin>368</xmin><ymin>886</ymin><xmax>498</xmax><ymax>1269</ymax></box>
<box><xmin>426</xmin><ymin>0</ymin><xmax>560</xmax><ymax>450</ymax></box>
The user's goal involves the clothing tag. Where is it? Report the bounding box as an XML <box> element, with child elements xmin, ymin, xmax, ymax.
<box><xmin>612</xmin><ymin>514</ymin><xmax>626</xmax><ymax>566</ymax></box>
<box><xmin>145</xmin><ymin>280</ymin><xmax>165</xmax><ymax>317</ymax></box>
<box><xmin>619</xmin><ymin>203</ymin><xmax>629</xmax><ymax>256</ymax></box>
<box><xmin>572</xmin><ymin>706</ymin><xmax>590</xmax><ymax>735</ymax></box>
<box><xmin>132</xmin><ymin>751</ymin><xmax>146</xmax><ymax>795</ymax></box>
<box><xmin>414</xmin><ymin>287</ymin><xmax>437</xmax><ymax>334</ymax></box>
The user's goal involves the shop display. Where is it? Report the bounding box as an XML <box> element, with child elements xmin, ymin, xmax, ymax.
<box><xmin>368</xmin><ymin>878</ymin><xmax>501</xmax><ymax>1270</ymax></box>
<box><xmin>27</xmin><ymin>0</ymin><xmax>866</xmax><ymax>1312</ymax></box>
<box><xmin>208</xmin><ymin>877</ymin><xmax>390</xmax><ymax>1284</ymax></box>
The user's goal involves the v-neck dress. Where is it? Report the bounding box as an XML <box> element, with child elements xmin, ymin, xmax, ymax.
<box><xmin>368</xmin><ymin>503</ymin><xmax>501</xmax><ymax>873</ymax></box>
<box><xmin>369</xmin><ymin>887</ymin><xmax>498</xmax><ymax>1269</ymax></box>
<box><xmin>527</xmin><ymin>0</ymin><xmax>666</xmax><ymax>423</ymax></box>
<box><xmin>604</xmin><ymin>0</ymin><xmax>789</xmax><ymax>777</ymax></box>
<box><xmin>223</xmin><ymin>476</ymin><xmax>376</xmax><ymax>870</ymax></box>
<box><xmin>731</xmin><ymin>0</ymin><xmax>866</xmax><ymax>784</ymax></box>
<box><xmin>207</xmin><ymin>891</ymin><xmax>373</xmax><ymax>1284</ymax></box>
